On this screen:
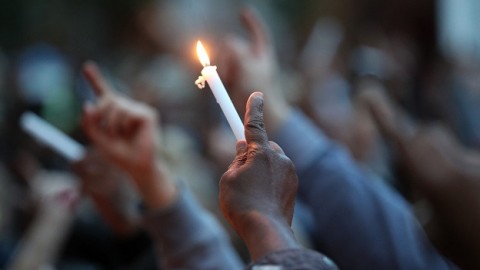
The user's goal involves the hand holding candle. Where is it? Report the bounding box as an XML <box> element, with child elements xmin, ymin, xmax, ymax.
<box><xmin>195</xmin><ymin>41</ymin><xmax>245</xmax><ymax>141</ymax></box>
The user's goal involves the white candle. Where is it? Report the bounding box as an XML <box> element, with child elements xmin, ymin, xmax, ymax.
<box><xmin>195</xmin><ymin>41</ymin><xmax>245</xmax><ymax>141</ymax></box>
<box><xmin>20</xmin><ymin>112</ymin><xmax>86</xmax><ymax>162</ymax></box>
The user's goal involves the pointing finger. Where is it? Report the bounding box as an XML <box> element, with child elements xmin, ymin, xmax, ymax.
<box><xmin>240</xmin><ymin>7</ymin><xmax>270</xmax><ymax>54</ymax></box>
<box><xmin>366</xmin><ymin>92</ymin><xmax>416</xmax><ymax>148</ymax></box>
<box><xmin>82</xmin><ymin>61</ymin><xmax>113</xmax><ymax>98</ymax></box>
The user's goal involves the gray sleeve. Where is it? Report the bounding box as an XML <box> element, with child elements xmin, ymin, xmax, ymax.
<box><xmin>272</xmin><ymin>110</ymin><xmax>458</xmax><ymax>270</ymax></box>
<box><xmin>143</xmin><ymin>185</ymin><xmax>244</xmax><ymax>270</ymax></box>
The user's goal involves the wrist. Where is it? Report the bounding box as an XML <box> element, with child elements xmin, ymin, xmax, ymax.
<box><xmin>131</xmin><ymin>161</ymin><xmax>177</xmax><ymax>210</ymax></box>
<box><xmin>235</xmin><ymin>211</ymin><xmax>299</xmax><ymax>262</ymax></box>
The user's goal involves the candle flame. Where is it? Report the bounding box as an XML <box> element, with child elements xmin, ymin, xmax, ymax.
<box><xmin>196</xmin><ymin>41</ymin><xmax>210</xmax><ymax>67</ymax></box>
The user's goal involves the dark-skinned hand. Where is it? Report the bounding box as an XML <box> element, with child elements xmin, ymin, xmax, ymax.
<box><xmin>219</xmin><ymin>92</ymin><xmax>299</xmax><ymax>261</ymax></box>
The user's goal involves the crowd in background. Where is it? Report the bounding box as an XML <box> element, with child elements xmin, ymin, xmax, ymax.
<box><xmin>0</xmin><ymin>0</ymin><xmax>479</xmax><ymax>269</ymax></box>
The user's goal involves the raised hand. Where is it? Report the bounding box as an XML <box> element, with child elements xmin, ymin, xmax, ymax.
<box><xmin>82</xmin><ymin>62</ymin><xmax>158</xmax><ymax>175</ymax></box>
<box><xmin>219</xmin><ymin>92</ymin><xmax>299</xmax><ymax>261</ymax></box>
<box><xmin>81</xmin><ymin>61</ymin><xmax>175</xmax><ymax>209</ymax></box>
<box><xmin>364</xmin><ymin>85</ymin><xmax>480</xmax><ymax>270</ymax></box>
<box><xmin>221</xmin><ymin>8</ymin><xmax>290</xmax><ymax>133</ymax></box>
<box><xmin>363</xmin><ymin>88</ymin><xmax>461</xmax><ymax>194</ymax></box>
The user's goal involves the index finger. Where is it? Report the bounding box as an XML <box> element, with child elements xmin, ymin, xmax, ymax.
<box><xmin>365</xmin><ymin>91</ymin><xmax>416</xmax><ymax>146</ymax></box>
<box><xmin>82</xmin><ymin>61</ymin><xmax>113</xmax><ymax>97</ymax></box>
<box><xmin>244</xmin><ymin>92</ymin><xmax>268</xmax><ymax>146</ymax></box>
<box><xmin>240</xmin><ymin>7</ymin><xmax>270</xmax><ymax>54</ymax></box>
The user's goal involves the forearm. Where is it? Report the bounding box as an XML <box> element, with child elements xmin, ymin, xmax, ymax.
<box><xmin>236</xmin><ymin>211</ymin><xmax>299</xmax><ymax>262</ymax></box>
<box><xmin>143</xmin><ymin>185</ymin><xmax>243</xmax><ymax>269</ymax></box>
<box><xmin>129</xmin><ymin>160</ymin><xmax>242</xmax><ymax>269</ymax></box>
<box><xmin>272</xmin><ymin>110</ymin><xmax>457</xmax><ymax>269</ymax></box>
<box><xmin>89</xmin><ymin>192</ymin><xmax>137</xmax><ymax>236</ymax></box>
<box><xmin>130</xmin><ymin>160</ymin><xmax>177</xmax><ymax>211</ymax></box>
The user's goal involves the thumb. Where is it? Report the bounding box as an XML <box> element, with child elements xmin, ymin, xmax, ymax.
<box><xmin>244</xmin><ymin>92</ymin><xmax>268</xmax><ymax>146</ymax></box>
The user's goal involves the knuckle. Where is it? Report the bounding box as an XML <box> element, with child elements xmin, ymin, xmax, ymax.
<box><xmin>248</xmin><ymin>144</ymin><xmax>269</xmax><ymax>160</ymax></box>
<box><xmin>237</xmin><ymin>152</ymin><xmax>248</xmax><ymax>163</ymax></box>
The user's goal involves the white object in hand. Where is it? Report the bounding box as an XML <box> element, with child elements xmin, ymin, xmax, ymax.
<box><xmin>20</xmin><ymin>112</ymin><xmax>85</xmax><ymax>162</ymax></box>
<box><xmin>195</xmin><ymin>41</ymin><xmax>245</xmax><ymax>141</ymax></box>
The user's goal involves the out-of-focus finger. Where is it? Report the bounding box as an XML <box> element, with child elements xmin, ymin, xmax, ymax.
<box><xmin>105</xmin><ymin>106</ymin><xmax>124</xmax><ymax>137</ymax></box>
<box><xmin>364</xmin><ymin>93</ymin><xmax>396</xmax><ymax>137</ymax></box>
<box><xmin>223</xmin><ymin>36</ymin><xmax>249</xmax><ymax>67</ymax></box>
<box><xmin>269</xmin><ymin>141</ymin><xmax>285</xmax><ymax>155</ymax></box>
<box><xmin>82</xmin><ymin>103</ymin><xmax>110</xmax><ymax>148</ymax></box>
<box><xmin>365</xmin><ymin>91</ymin><xmax>416</xmax><ymax>147</ymax></box>
<box><xmin>425</xmin><ymin>124</ymin><xmax>461</xmax><ymax>154</ymax></box>
<box><xmin>82</xmin><ymin>61</ymin><xmax>113</xmax><ymax>98</ymax></box>
<box><xmin>117</xmin><ymin>110</ymin><xmax>133</xmax><ymax>136</ymax></box>
<box><xmin>244</xmin><ymin>92</ymin><xmax>268</xmax><ymax>146</ymax></box>
<box><xmin>220</xmin><ymin>37</ymin><xmax>252</xmax><ymax>113</ymax></box>
<box><xmin>240</xmin><ymin>7</ymin><xmax>269</xmax><ymax>54</ymax></box>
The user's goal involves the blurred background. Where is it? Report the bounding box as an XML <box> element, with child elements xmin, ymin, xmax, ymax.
<box><xmin>0</xmin><ymin>0</ymin><xmax>479</xmax><ymax>269</ymax></box>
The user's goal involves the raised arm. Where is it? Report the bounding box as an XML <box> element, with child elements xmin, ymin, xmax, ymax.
<box><xmin>220</xmin><ymin>92</ymin><xmax>337</xmax><ymax>269</ymax></box>
<box><xmin>221</xmin><ymin>8</ymin><xmax>457</xmax><ymax>270</ymax></box>
<box><xmin>366</xmin><ymin>89</ymin><xmax>480</xmax><ymax>269</ymax></box>
<box><xmin>81</xmin><ymin>62</ymin><xmax>243</xmax><ymax>269</ymax></box>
